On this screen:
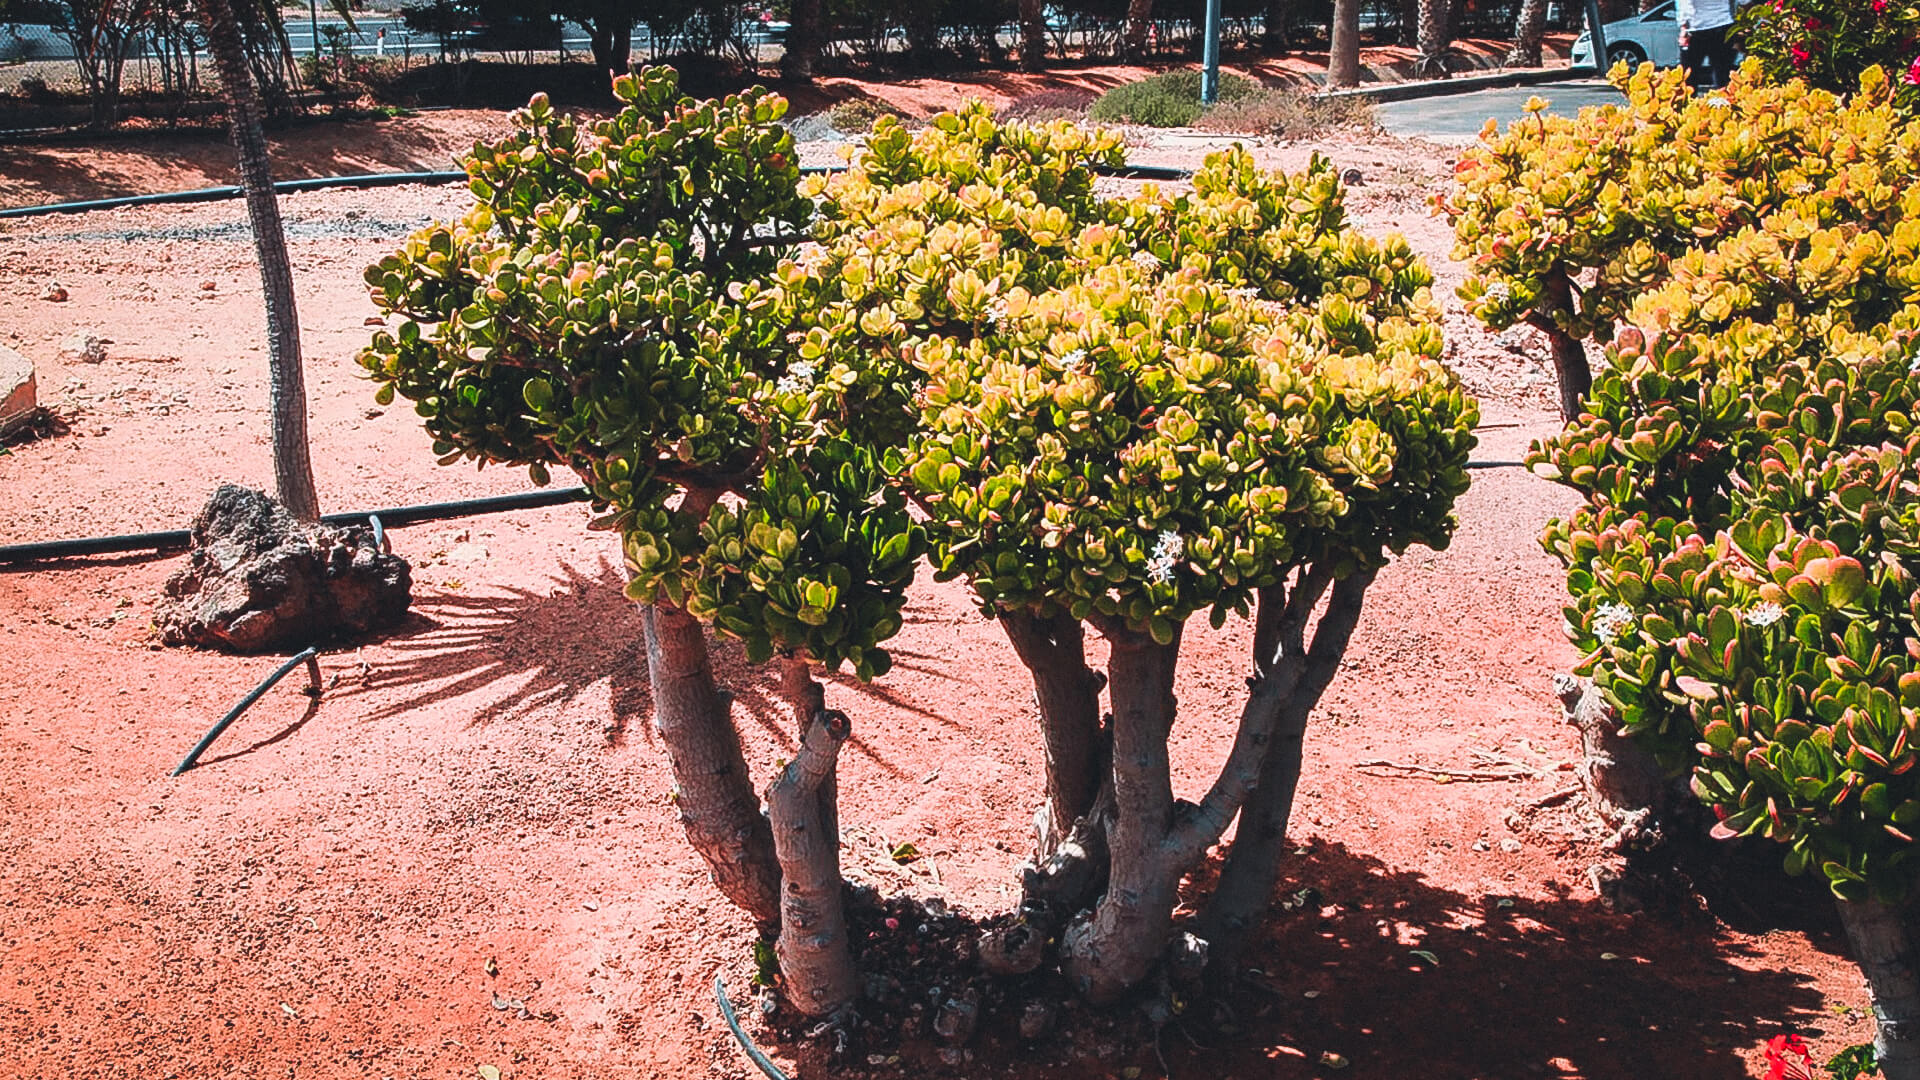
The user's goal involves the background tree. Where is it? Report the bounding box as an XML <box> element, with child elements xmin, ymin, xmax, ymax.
<box><xmin>1506</xmin><ymin>0</ymin><xmax>1548</xmax><ymax>66</ymax></box>
<box><xmin>1414</xmin><ymin>0</ymin><xmax>1452</xmax><ymax>77</ymax></box>
<box><xmin>1328</xmin><ymin>0</ymin><xmax>1360</xmax><ymax>87</ymax></box>
<box><xmin>197</xmin><ymin>0</ymin><xmax>319</xmax><ymax>520</ymax></box>
<box><xmin>779</xmin><ymin>0</ymin><xmax>820</xmax><ymax>78</ymax></box>
<box><xmin>1122</xmin><ymin>0</ymin><xmax>1152</xmax><ymax>57</ymax></box>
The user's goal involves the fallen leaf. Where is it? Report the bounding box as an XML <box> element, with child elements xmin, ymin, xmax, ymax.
<box><xmin>1410</xmin><ymin>949</ymin><xmax>1440</xmax><ymax>966</ymax></box>
<box><xmin>1318</xmin><ymin>1051</ymin><xmax>1349</xmax><ymax>1069</ymax></box>
<box><xmin>484</xmin><ymin>957</ymin><xmax>499</xmax><ymax>977</ymax></box>
<box><xmin>889</xmin><ymin>842</ymin><xmax>919</xmax><ymax>864</ymax></box>
<box><xmin>1600</xmin><ymin>952</ymin><xmax>1619</xmax><ymax>961</ymax></box>
<box><xmin>279</xmin><ymin>1002</ymin><xmax>298</xmax><ymax>1020</ymax></box>
<box><xmin>478</xmin><ymin>1066</ymin><xmax>501</xmax><ymax>1080</ymax></box>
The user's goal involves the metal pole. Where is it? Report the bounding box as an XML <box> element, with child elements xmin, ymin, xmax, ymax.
<box><xmin>309</xmin><ymin>0</ymin><xmax>321</xmax><ymax>59</ymax></box>
<box><xmin>1201</xmin><ymin>0</ymin><xmax>1222</xmax><ymax>103</ymax></box>
<box><xmin>1584</xmin><ymin>0</ymin><xmax>1609</xmax><ymax>71</ymax></box>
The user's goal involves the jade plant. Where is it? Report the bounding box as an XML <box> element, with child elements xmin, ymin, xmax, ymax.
<box><xmin>358</xmin><ymin>67</ymin><xmax>921</xmax><ymax>1019</ymax></box>
<box><xmin>783</xmin><ymin>108</ymin><xmax>1477</xmax><ymax>1002</ymax></box>
<box><xmin>363</xmin><ymin>76</ymin><xmax>1481</xmax><ymax>1026</ymax></box>
<box><xmin>1443</xmin><ymin>62</ymin><xmax>1918</xmax><ymax>420</ymax></box>
<box><xmin>1526</xmin><ymin>67</ymin><xmax>1920</xmax><ymax>1076</ymax></box>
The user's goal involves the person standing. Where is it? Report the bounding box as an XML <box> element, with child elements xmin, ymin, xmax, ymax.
<box><xmin>1678</xmin><ymin>0</ymin><xmax>1737</xmax><ymax>89</ymax></box>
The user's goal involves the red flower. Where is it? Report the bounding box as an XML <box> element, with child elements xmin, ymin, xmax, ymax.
<box><xmin>1764</xmin><ymin>1034</ymin><xmax>1816</xmax><ymax>1080</ymax></box>
<box><xmin>1792</xmin><ymin>42</ymin><xmax>1811</xmax><ymax>68</ymax></box>
<box><xmin>1876</xmin><ymin>0</ymin><xmax>1890</xmax><ymax>11</ymax></box>
<box><xmin>1804</xmin><ymin>16</ymin><xmax>1823</xmax><ymax>30</ymax></box>
<box><xmin>1910</xmin><ymin>53</ymin><xmax>1920</xmax><ymax>85</ymax></box>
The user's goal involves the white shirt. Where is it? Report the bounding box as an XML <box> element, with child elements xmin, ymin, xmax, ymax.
<box><xmin>1677</xmin><ymin>0</ymin><xmax>1735</xmax><ymax>31</ymax></box>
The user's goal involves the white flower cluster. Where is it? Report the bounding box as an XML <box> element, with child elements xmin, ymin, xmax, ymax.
<box><xmin>1131</xmin><ymin>249</ymin><xmax>1163</xmax><ymax>272</ymax></box>
<box><xmin>1484</xmin><ymin>280</ymin><xmax>1513</xmax><ymax>305</ymax></box>
<box><xmin>1591</xmin><ymin>602</ymin><xmax>1634</xmax><ymax>644</ymax></box>
<box><xmin>1744</xmin><ymin>601</ymin><xmax>1786</xmax><ymax>628</ymax></box>
<box><xmin>986</xmin><ymin>298</ymin><xmax>1010</xmax><ymax>329</ymax></box>
<box><xmin>1061</xmin><ymin>348</ymin><xmax>1089</xmax><ymax>369</ymax></box>
<box><xmin>1227</xmin><ymin>286</ymin><xmax>1260</xmax><ymax>301</ymax></box>
<box><xmin>775</xmin><ymin>359</ymin><xmax>817</xmax><ymax>397</ymax></box>
<box><xmin>1146</xmin><ymin>530</ymin><xmax>1184</xmax><ymax>584</ymax></box>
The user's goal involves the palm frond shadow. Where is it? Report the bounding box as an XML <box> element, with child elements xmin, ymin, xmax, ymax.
<box><xmin>331</xmin><ymin>557</ymin><xmax>919</xmax><ymax>779</ymax></box>
<box><xmin>332</xmin><ymin>557</ymin><xmax>653</xmax><ymax>739</ymax></box>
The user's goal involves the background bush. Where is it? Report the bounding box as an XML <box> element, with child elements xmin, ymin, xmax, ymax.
<box><xmin>1088</xmin><ymin>69</ymin><xmax>1257</xmax><ymax>127</ymax></box>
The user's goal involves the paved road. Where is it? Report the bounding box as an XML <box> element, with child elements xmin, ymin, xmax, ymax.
<box><xmin>1375</xmin><ymin>79</ymin><xmax>1628</xmax><ymax>144</ymax></box>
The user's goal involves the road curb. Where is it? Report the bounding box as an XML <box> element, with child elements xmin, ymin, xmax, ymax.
<box><xmin>1318</xmin><ymin>64</ymin><xmax>1601</xmax><ymax>103</ymax></box>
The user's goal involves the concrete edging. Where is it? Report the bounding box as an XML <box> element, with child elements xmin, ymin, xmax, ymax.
<box><xmin>1318</xmin><ymin>64</ymin><xmax>1601</xmax><ymax>102</ymax></box>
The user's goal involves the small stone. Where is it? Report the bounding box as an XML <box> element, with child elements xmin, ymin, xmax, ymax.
<box><xmin>1499</xmin><ymin>838</ymin><xmax>1522</xmax><ymax>853</ymax></box>
<box><xmin>0</xmin><ymin>344</ymin><xmax>36</xmax><ymax>439</ymax></box>
<box><xmin>931</xmin><ymin>986</ymin><xmax>980</xmax><ymax>1045</ymax></box>
<box><xmin>447</xmin><ymin>542</ymin><xmax>490</xmax><ymax>563</ymax></box>
<box><xmin>363</xmin><ymin>408</ymin><xmax>384</xmax><ymax>420</ymax></box>
<box><xmin>363</xmin><ymin>316</ymin><xmax>385</xmax><ymax>326</ymax></box>
<box><xmin>40</xmin><ymin>283</ymin><xmax>67</xmax><ymax>302</ymax></box>
<box><xmin>1472</xmin><ymin>839</ymin><xmax>1489</xmax><ymax>852</ymax></box>
<box><xmin>1340</xmin><ymin>167</ymin><xmax>1364</xmax><ymax>186</ymax></box>
<box><xmin>1017</xmin><ymin>999</ymin><xmax>1055</xmax><ymax>1040</ymax></box>
<box><xmin>59</xmin><ymin>331</ymin><xmax>108</xmax><ymax>364</ymax></box>
<box><xmin>199</xmin><ymin>280</ymin><xmax>217</xmax><ymax>291</ymax></box>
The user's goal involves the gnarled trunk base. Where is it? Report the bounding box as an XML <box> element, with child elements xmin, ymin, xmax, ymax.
<box><xmin>1838</xmin><ymin>897</ymin><xmax>1920</xmax><ymax>1080</ymax></box>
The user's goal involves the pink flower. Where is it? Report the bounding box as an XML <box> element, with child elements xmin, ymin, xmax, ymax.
<box><xmin>1876</xmin><ymin>0</ymin><xmax>1890</xmax><ymax>12</ymax></box>
<box><xmin>1909</xmin><ymin>53</ymin><xmax>1920</xmax><ymax>85</ymax></box>
<box><xmin>1792</xmin><ymin>42</ymin><xmax>1811</xmax><ymax>69</ymax></box>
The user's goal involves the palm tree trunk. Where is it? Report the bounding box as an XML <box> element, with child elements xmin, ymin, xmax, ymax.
<box><xmin>1328</xmin><ymin>0</ymin><xmax>1361</xmax><ymax>86</ymax></box>
<box><xmin>1415</xmin><ymin>0</ymin><xmax>1451</xmax><ymax>77</ymax></box>
<box><xmin>782</xmin><ymin>0</ymin><xmax>822</xmax><ymax>79</ymax></box>
<box><xmin>1018</xmin><ymin>0</ymin><xmax>1047</xmax><ymax>69</ymax></box>
<box><xmin>1262</xmin><ymin>0</ymin><xmax>1288</xmax><ymax>48</ymax></box>
<box><xmin>197</xmin><ymin>0</ymin><xmax>320</xmax><ymax>521</ymax></box>
<box><xmin>1505</xmin><ymin>0</ymin><xmax>1549</xmax><ymax>66</ymax></box>
<box><xmin>1122</xmin><ymin>0</ymin><xmax>1155</xmax><ymax>58</ymax></box>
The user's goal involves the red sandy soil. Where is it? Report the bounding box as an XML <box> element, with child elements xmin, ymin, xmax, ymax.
<box><xmin>0</xmin><ymin>102</ymin><xmax>1872</xmax><ymax>1080</ymax></box>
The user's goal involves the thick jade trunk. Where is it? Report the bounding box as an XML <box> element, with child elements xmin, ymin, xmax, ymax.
<box><xmin>643</xmin><ymin>603</ymin><xmax>782</xmax><ymax>929</ymax></box>
<box><xmin>765</xmin><ymin>657</ymin><xmax>858</xmax><ymax>1018</ymax></box>
<box><xmin>1838</xmin><ymin>897</ymin><xmax>1920</xmax><ymax>1080</ymax></box>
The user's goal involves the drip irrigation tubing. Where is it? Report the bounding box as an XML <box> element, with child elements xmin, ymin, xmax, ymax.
<box><xmin>0</xmin><ymin>485</ymin><xmax>594</xmax><ymax>565</ymax></box>
<box><xmin>171</xmin><ymin>646</ymin><xmax>320</xmax><ymax>777</ymax></box>
<box><xmin>1</xmin><ymin>162</ymin><xmax>1193</xmax><ymax>220</ymax></box>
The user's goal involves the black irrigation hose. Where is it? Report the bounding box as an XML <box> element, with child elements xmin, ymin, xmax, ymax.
<box><xmin>714</xmin><ymin>976</ymin><xmax>790</xmax><ymax>1080</ymax></box>
<box><xmin>0</xmin><ymin>171</ymin><xmax>468</xmax><ymax>219</ymax></box>
<box><xmin>0</xmin><ymin>485</ymin><xmax>594</xmax><ymax>565</ymax></box>
<box><xmin>172</xmin><ymin>646</ymin><xmax>321</xmax><ymax>776</ymax></box>
<box><xmin>2</xmin><ymin>161</ymin><xmax>1193</xmax><ymax>220</ymax></box>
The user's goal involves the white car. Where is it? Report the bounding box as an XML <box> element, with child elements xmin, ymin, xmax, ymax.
<box><xmin>1570</xmin><ymin>0</ymin><xmax>1682</xmax><ymax>69</ymax></box>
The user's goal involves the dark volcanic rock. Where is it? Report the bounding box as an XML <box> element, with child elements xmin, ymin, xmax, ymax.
<box><xmin>155</xmin><ymin>485</ymin><xmax>411</xmax><ymax>653</ymax></box>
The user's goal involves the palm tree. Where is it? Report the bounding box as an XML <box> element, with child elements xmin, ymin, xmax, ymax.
<box><xmin>1414</xmin><ymin>0</ymin><xmax>1451</xmax><ymax>78</ymax></box>
<box><xmin>1328</xmin><ymin>0</ymin><xmax>1360</xmax><ymax>87</ymax></box>
<box><xmin>1018</xmin><ymin>0</ymin><xmax>1046</xmax><ymax>70</ymax></box>
<box><xmin>1506</xmin><ymin>0</ymin><xmax>1549</xmax><ymax>66</ymax></box>
<box><xmin>195</xmin><ymin>0</ymin><xmax>320</xmax><ymax>521</ymax></box>
<box><xmin>781</xmin><ymin>0</ymin><xmax>821</xmax><ymax>79</ymax></box>
<box><xmin>1122</xmin><ymin>0</ymin><xmax>1154</xmax><ymax>58</ymax></box>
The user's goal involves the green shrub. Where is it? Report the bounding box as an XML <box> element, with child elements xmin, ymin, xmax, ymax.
<box><xmin>1088</xmin><ymin>69</ymin><xmax>1258</xmax><ymax>127</ymax></box>
<box><xmin>1195</xmin><ymin>86</ymin><xmax>1376</xmax><ymax>138</ymax></box>
<box><xmin>826</xmin><ymin>95</ymin><xmax>902</xmax><ymax>134</ymax></box>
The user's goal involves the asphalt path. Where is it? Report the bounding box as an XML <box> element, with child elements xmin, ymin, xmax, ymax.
<box><xmin>1375</xmin><ymin>78</ymin><xmax>1629</xmax><ymax>144</ymax></box>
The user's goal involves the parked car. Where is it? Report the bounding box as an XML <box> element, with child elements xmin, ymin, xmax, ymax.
<box><xmin>1570</xmin><ymin>0</ymin><xmax>1682</xmax><ymax>69</ymax></box>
